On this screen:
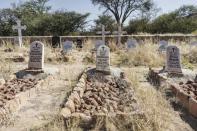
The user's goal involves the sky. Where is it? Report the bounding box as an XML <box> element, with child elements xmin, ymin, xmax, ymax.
<box><xmin>0</xmin><ymin>0</ymin><xmax>196</xmax><ymax>26</ymax></box>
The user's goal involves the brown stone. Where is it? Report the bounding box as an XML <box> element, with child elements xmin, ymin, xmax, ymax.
<box><xmin>189</xmin><ymin>98</ymin><xmax>197</xmax><ymax>117</ymax></box>
<box><xmin>65</xmin><ymin>99</ymin><xmax>75</xmax><ymax>113</ymax></box>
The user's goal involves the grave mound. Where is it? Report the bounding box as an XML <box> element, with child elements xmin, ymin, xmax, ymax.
<box><xmin>0</xmin><ymin>78</ymin><xmax>39</xmax><ymax>107</ymax></box>
<box><xmin>61</xmin><ymin>68</ymin><xmax>140</xmax><ymax>120</ymax></box>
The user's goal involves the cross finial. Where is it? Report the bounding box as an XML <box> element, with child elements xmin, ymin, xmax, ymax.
<box><xmin>12</xmin><ymin>19</ymin><xmax>27</xmax><ymax>47</ymax></box>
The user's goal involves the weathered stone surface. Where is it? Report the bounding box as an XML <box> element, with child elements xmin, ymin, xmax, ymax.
<box><xmin>61</xmin><ymin>107</ymin><xmax>71</xmax><ymax>118</ymax></box>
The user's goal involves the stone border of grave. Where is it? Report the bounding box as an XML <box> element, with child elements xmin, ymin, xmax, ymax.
<box><xmin>61</xmin><ymin>68</ymin><xmax>143</xmax><ymax>121</ymax></box>
<box><xmin>148</xmin><ymin>68</ymin><xmax>197</xmax><ymax>118</ymax></box>
<box><xmin>0</xmin><ymin>78</ymin><xmax>46</xmax><ymax>122</ymax></box>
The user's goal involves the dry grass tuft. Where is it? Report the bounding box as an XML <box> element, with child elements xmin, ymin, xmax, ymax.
<box><xmin>115</xmin><ymin>44</ymin><xmax>165</xmax><ymax>67</ymax></box>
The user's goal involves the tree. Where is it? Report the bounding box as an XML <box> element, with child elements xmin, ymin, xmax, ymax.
<box><xmin>91</xmin><ymin>0</ymin><xmax>154</xmax><ymax>26</ymax></box>
<box><xmin>93</xmin><ymin>15</ymin><xmax>116</xmax><ymax>32</ymax></box>
<box><xmin>149</xmin><ymin>5</ymin><xmax>197</xmax><ymax>34</ymax></box>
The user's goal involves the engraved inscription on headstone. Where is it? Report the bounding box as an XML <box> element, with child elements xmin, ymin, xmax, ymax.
<box><xmin>28</xmin><ymin>41</ymin><xmax>44</xmax><ymax>69</ymax></box>
<box><xmin>96</xmin><ymin>45</ymin><xmax>110</xmax><ymax>73</ymax></box>
<box><xmin>95</xmin><ymin>40</ymin><xmax>105</xmax><ymax>50</ymax></box>
<box><xmin>166</xmin><ymin>46</ymin><xmax>182</xmax><ymax>74</ymax></box>
<box><xmin>63</xmin><ymin>40</ymin><xmax>73</xmax><ymax>53</ymax></box>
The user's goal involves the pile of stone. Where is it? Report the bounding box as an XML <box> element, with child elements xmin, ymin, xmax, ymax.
<box><xmin>61</xmin><ymin>69</ymin><xmax>139</xmax><ymax>118</ymax></box>
<box><xmin>0</xmin><ymin>79</ymin><xmax>38</xmax><ymax>107</ymax></box>
<box><xmin>178</xmin><ymin>79</ymin><xmax>197</xmax><ymax>100</ymax></box>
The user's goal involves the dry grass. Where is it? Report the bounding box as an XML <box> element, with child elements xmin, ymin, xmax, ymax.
<box><xmin>114</xmin><ymin>43</ymin><xmax>165</xmax><ymax>67</ymax></box>
<box><xmin>124</xmin><ymin>68</ymin><xmax>190</xmax><ymax>131</ymax></box>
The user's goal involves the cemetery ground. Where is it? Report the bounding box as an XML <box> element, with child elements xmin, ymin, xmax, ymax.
<box><xmin>0</xmin><ymin>40</ymin><xmax>197</xmax><ymax>131</ymax></box>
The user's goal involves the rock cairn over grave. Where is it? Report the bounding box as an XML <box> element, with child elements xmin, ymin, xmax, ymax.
<box><xmin>61</xmin><ymin>68</ymin><xmax>139</xmax><ymax>119</ymax></box>
<box><xmin>166</xmin><ymin>46</ymin><xmax>182</xmax><ymax>75</ymax></box>
<box><xmin>28</xmin><ymin>41</ymin><xmax>44</xmax><ymax>70</ymax></box>
<box><xmin>96</xmin><ymin>45</ymin><xmax>110</xmax><ymax>74</ymax></box>
<box><xmin>0</xmin><ymin>79</ymin><xmax>38</xmax><ymax>107</ymax></box>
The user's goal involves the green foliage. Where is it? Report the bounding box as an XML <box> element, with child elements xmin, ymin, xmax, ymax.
<box><xmin>93</xmin><ymin>15</ymin><xmax>116</xmax><ymax>32</ymax></box>
<box><xmin>0</xmin><ymin>0</ymin><xmax>89</xmax><ymax>36</ymax></box>
<box><xmin>125</xmin><ymin>5</ymin><xmax>197</xmax><ymax>34</ymax></box>
<box><xmin>91</xmin><ymin>0</ymin><xmax>154</xmax><ymax>25</ymax></box>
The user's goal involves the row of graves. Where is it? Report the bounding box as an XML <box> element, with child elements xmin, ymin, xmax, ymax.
<box><xmin>0</xmin><ymin>41</ymin><xmax>59</xmax><ymax>123</ymax></box>
<box><xmin>148</xmin><ymin>43</ymin><xmax>197</xmax><ymax>118</ymax></box>
<box><xmin>61</xmin><ymin>44</ymin><xmax>142</xmax><ymax>129</ymax></box>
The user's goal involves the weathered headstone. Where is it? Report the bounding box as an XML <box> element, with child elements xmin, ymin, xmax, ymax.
<box><xmin>158</xmin><ymin>40</ymin><xmax>168</xmax><ymax>52</ymax></box>
<box><xmin>96</xmin><ymin>45</ymin><xmax>110</xmax><ymax>74</ymax></box>
<box><xmin>28</xmin><ymin>41</ymin><xmax>44</xmax><ymax>70</ymax></box>
<box><xmin>166</xmin><ymin>46</ymin><xmax>182</xmax><ymax>74</ymax></box>
<box><xmin>95</xmin><ymin>40</ymin><xmax>105</xmax><ymax>50</ymax></box>
<box><xmin>126</xmin><ymin>39</ymin><xmax>137</xmax><ymax>49</ymax></box>
<box><xmin>12</xmin><ymin>20</ymin><xmax>27</xmax><ymax>47</ymax></box>
<box><xmin>63</xmin><ymin>40</ymin><xmax>73</xmax><ymax>53</ymax></box>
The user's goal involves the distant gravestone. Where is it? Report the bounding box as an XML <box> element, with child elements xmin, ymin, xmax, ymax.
<box><xmin>63</xmin><ymin>41</ymin><xmax>73</xmax><ymax>53</ymax></box>
<box><xmin>52</xmin><ymin>36</ymin><xmax>60</xmax><ymax>47</ymax></box>
<box><xmin>96</xmin><ymin>45</ymin><xmax>110</xmax><ymax>73</ymax></box>
<box><xmin>95</xmin><ymin>40</ymin><xmax>105</xmax><ymax>50</ymax></box>
<box><xmin>191</xmin><ymin>41</ymin><xmax>197</xmax><ymax>46</ymax></box>
<box><xmin>126</xmin><ymin>39</ymin><xmax>137</xmax><ymax>49</ymax></box>
<box><xmin>28</xmin><ymin>41</ymin><xmax>44</xmax><ymax>70</ymax></box>
<box><xmin>76</xmin><ymin>39</ymin><xmax>83</xmax><ymax>48</ymax></box>
<box><xmin>158</xmin><ymin>40</ymin><xmax>168</xmax><ymax>52</ymax></box>
<box><xmin>166</xmin><ymin>46</ymin><xmax>182</xmax><ymax>74</ymax></box>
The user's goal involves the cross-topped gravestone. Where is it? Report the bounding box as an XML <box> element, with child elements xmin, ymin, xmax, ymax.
<box><xmin>96</xmin><ymin>45</ymin><xmax>110</xmax><ymax>74</ymax></box>
<box><xmin>126</xmin><ymin>39</ymin><xmax>137</xmax><ymax>49</ymax></box>
<box><xmin>96</xmin><ymin>25</ymin><xmax>110</xmax><ymax>42</ymax></box>
<box><xmin>63</xmin><ymin>40</ymin><xmax>73</xmax><ymax>54</ymax></box>
<box><xmin>166</xmin><ymin>46</ymin><xmax>182</xmax><ymax>74</ymax></box>
<box><xmin>113</xmin><ymin>25</ymin><xmax>127</xmax><ymax>46</ymax></box>
<box><xmin>12</xmin><ymin>20</ymin><xmax>27</xmax><ymax>47</ymax></box>
<box><xmin>28</xmin><ymin>41</ymin><xmax>44</xmax><ymax>70</ymax></box>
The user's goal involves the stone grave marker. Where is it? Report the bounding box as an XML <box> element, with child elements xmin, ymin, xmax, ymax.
<box><xmin>126</xmin><ymin>39</ymin><xmax>137</xmax><ymax>49</ymax></box>
<box><xmin>28</xmin><ymin>41</ymin><xmax>44</xmax><ymax>70</ymax></box>
<box><xmin>63</xmin><ymin>40</ymin><xmax>73</xmax><ymax>53</ymax></box>
<box><xmin>76</xmin><ymin>38</ymin><xmax>83</xmax><ymax>48</ymax></box>
<box><xmin>95</xmin><ymin>40</ymin><xmax>105</xmax><ymax>50</ymax></box>
<box><xmin>166</xmin><ymin>46</ymin><xmax>182</xmax><ymax>74</ymax></box>
<box><xmin>158</xmin><ymin>40</ymin><xmax>168</xmax><ymax>52</ymax></box>
<box><xmin>96</xmin><ymin>45</ymin><xmax>110</xmax><ymax>73</ymax></box>
<box><xmin>191</xmin><ymin>41</ymin><xmax>197</xmax><ymax>47</ymax></box>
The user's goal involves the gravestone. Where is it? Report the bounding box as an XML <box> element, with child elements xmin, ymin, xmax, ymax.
<box><xmin>52</xmin><ymin>36</ymin><xmax>60</xmax><ymax>47</ymax></box>
<box><xmin>158</xmin><ymin>40</ymin><xmax>168</xmax><ymax>52</ymax></box>
<box><xmin>96</xmin><ymin>45</ymin><xmax>110</xmax><ymax>74</ymax></box>
<box><xmin>126</xmin><ymin>39</ymin><xmax>137</xmax><ymax>49</ymax></box>
<box><xmin>76</xmin><ymin>39</ymin><xmax>83</xmax><ymax>48</ymax></box>
<box><xmin>63</xmin><ymin>40</ymin><xmax>73</xmax><ymax>53</ymax></box>
<box><xmin>95</xmin><ymin>40</ymin><xmax>105</xmax><ymax>50</ymax></box>
<box><xmin>166</xmin><ymin>46</ymin><xmax>182</xmax><ymax>74</ymax></box>
<box><xmin>191</xmin><ymin>41</ymin><xmax>197</xmax><ymax>46</ymax></box>
<box><xmin>28</xmin><ymin>41</ymin><xmax>44</xmax><ymax>70</ymax></box>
